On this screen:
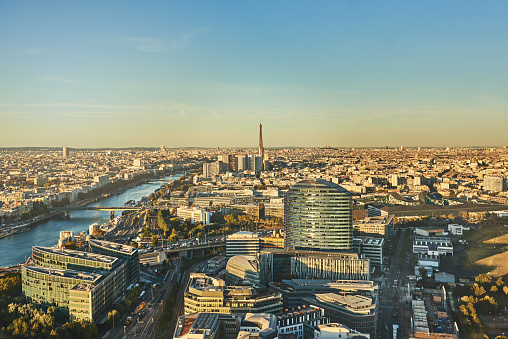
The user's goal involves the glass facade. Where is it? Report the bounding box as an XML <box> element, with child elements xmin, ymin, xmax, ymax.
<box><xmin>284</xmin><ymin>179</ymin><xmax>353</xmax><ymax>252</ymax></box>
<box><xmin>32</xmin><ymin>246</ymin><xmax>120</xmax><ymax>273</ymax></box>
<box><xmin>23</xmin><ymin>246</ymin><xmax>128</xmax><ymax>323</ymax></box>
<box><xmin>89</xmin><ymin>239</ymin><xmax>140</xmax><ymax>284</ymax></box>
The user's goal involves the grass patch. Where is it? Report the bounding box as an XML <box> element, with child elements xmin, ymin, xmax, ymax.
<box><xmin>454</xmin><ymin>222</ymin><xmax>507</xmax><ymax>273</ymax></box>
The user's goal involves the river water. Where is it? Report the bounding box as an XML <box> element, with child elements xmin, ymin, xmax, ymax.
<box><xmin>0</xmin><ymin>174</ymin><xmax>182</xmax><ymax>267</ymax></box>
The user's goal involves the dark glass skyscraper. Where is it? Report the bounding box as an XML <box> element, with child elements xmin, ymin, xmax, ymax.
<box><xmin>284</xmin><ymin>179</ymin><xmax>352</xmax><ymax>252</ymax></box>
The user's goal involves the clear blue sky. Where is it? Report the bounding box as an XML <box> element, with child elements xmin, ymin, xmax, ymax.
<box><xmin>1</xmin><ymin>1</ymin><xmax>507</xmax><ymax>148</ymax></box>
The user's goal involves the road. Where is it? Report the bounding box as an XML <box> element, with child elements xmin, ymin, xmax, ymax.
<box><xmin>379</xmin><ymin>228</ymin><xmax>407</xmax><ymax>339</ymax></box>
<box><xmin>109</xmin><ymin>258</ymin><xmax>180</xmax><ymax>339</ymax></box>
<box><xmin>165</xmin><ymin>260</ymin><xmax>209</xmax><ymax>339</ymax></box>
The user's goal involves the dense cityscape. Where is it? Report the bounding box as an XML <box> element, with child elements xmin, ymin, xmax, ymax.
<box><xmin>2</xmin><ymin>122</ymin><xmax>508</xmax><ymax>339</ymax></box>
<box><xmin>2</xmin><ymin>2</ymin><xmax>508</xmax><ymax>339</ymax></box>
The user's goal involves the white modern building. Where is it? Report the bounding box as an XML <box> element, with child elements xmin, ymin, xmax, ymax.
<box><xmin>176</xmin><ymin>207</ymin><xmax>211</xmax><ymax>225</ymax></box>
<box><xmin>413</xmin><ymin>236</ymin><xmax>453</xmax><ymax>256</ymax></box>
<box><xmin>278</xmin><ymin>306</ymin><xmax>328</xmax><ymax>339</ymax></box>
<box><xmin>352</xmin><ymin>237</ymin><xmax>384</xmax><ymax>267</ymax></box>
<box><xmin>313</xmin><ymin>323</ymin><xmax>370</xmax><ymax>339</ymax></box>
<box><xmin>448</xmin><ymin>224</ymin><xmax>468</xmax><ymax>236</ymax></box>
<box><xmin>226</xmin><ymin>231</ymin><xmax>261</xmax><ymax>258</ymax></box>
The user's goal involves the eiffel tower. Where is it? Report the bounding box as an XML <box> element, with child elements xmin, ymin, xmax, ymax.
<box><xmin>259</xmin><ymin>122</ymin><xmax>264</xmax><ymax>170</ymax></box>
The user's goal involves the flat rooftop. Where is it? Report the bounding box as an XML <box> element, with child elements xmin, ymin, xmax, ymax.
<box><xmin>283</xmin><ymin>279</ymin><xmax>377</xmax><ymax>291</ymax></box>
<box><xmin>190</xmin><ymin>312</ymin><xmax>218</xmax><ymax>333</ymax></box>
<box><xmin>227</xmin><ymin>231</ymin><xmax>259</xmax><ymax>240</ymax></box>
<box><xmin>353</xmin><ymin>237</ymin><xmax>384</xmax><ymax>246</ymax></box>
<box><xmin>316</xmin><ymin>293</ymin><xmax>374</xmax><ymax>311</ymax></box>
<box><xmin>70</xmin><ymin>283</ymin><xmax>95</xmax><ymax>292</ymax></box>
<box><xmin>89</xmin><ymin>239</ymin><xmax>138</xmax><ymax>254</ymax></box>
<box><xmin>175</xmin><ymin>313</ymin><xmax>219</xmax><ymax>338</ymax></box>
<box><xmin>24</xmin><ymin>265</ymin><xmax>103</xmax><ymax>283</ymax></box>
<box><xmin>353</xmin><ymin>214</ymin><xmax>394</xmax><ymax>225</ymax></box>
<box><xmin>34</xmin><ymin>246</ymin><xmax>118</xmax><ymax>264</ymax></box>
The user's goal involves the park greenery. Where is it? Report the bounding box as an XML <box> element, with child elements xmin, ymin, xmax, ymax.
<box><xmin>453</xmin><ymin>274</ymin><xmax>508</xmax><ymax>337</ymax></box>
<box><xmin>0</xmin><ymin>272</ymin><xmax>21</xmax><ymax>296</ymax></box>
<box><xmin>0</xmin><ymin>272</ymin><xmax>100</xmax><ymax>338</ymax></box>
<box><xmin>21</xmin><ymin>201</ymin><xmax>49</xmax><ymax>221</ymax></box>
<box><xmin>147</xmin><ymin>203</ymin><xmax>284</xmax><ymax>247</ymax></box>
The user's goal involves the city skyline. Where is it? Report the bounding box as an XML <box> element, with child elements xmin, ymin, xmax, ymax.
<box><xmin>1</xmin><ymin>1</ymin><xmax>508</xmax><ymax>148</ymax></box>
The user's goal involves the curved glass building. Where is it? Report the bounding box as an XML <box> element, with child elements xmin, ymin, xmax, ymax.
<box><xmin>226</xmin><ymin>255</ymin><xmax>262</xmax><ymax>286</ymax></box>
<box><xmin>284</xmin><ymin>179</ymin><xmax>352</xmax><ymax>252</ymax></box>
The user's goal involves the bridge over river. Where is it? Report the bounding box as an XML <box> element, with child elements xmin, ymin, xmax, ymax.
<box><xmin>51</xmin><ymin>206</ymin><xmax>141</xmax><ymax>219</ymax></box>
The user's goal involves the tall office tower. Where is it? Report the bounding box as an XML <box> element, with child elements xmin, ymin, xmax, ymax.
<box><xmin>235</xmin><ymin>154</ymin><xmax>248</xmax><ymax>172</ymax></box>
<box><xmin>218</xmin><ymin>154</ymin><xmax>235</xmax><ymax>171</ymax></box>
<box><xmin>284</xmin><ymin>179</ymin><xmax>353</xmax><ymax>252</ymax></box>
<box><xmin>203</xmin><ymin>163</ymin><xmax>215</xmax><ymax>178</ymax></box>
<box><xmin>247</xmin><ymin>154</ymin><xmax>262</xmax><ymax>172</ymax></box>
<box><xmin>258</xmin><ymin>122</ymin><xmax>264</xmax><ymax>170</ymax></box>
<box><xmin>62</xmin><ymin>147</ymin><xmax>69</xmax><ymax>158</ymax></box>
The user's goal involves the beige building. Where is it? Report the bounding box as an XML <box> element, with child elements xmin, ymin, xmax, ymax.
<box><xmin>353</xmin><ymin>215</ymin><xmax>394</xmax><ymax>236</ymax></box>
<box><xmin>184</xmin><ymin>274</ymin><xmax>282</xmax><ymax>315</ymax></box>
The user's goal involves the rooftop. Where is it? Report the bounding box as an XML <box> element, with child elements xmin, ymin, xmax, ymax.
<box><xmin>290</xmin><ymin>179</ymin><xmax>351</xmax><ymax>195</ymax></box>
<box><xmin>34</xmin><ymin>246</ymin><xmax>117</xmax><ymax>264</ymax></box>
<box><xmin>70</xmin><ymin>283</ymin><xmax>95</xmax><ymax>292</ymax></box>
<box><xmin>24</xmin><ymin>265</ymin><xmax>103</xmax><ymax>283</ymax></box>
<box><xmin>89</xmin><ymin>239</ymin><xmax>138</xmax><ymax>254</ymax></box>
<box><xmin>227</xmin><ymin>231</ymin><xmax>260</xmax><ymax>240</ymax></box>
<box><xmin>316</xmin><ymin>293</ymin><xmax>375</xmax><ymax>312</ymax></box>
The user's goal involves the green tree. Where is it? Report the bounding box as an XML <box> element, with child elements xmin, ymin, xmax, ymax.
<box><xmin>151</xmin><ymin>235</ymin><xmax>159</xmax><ymax>246</ymax></box>
<box><xmin>106</xmin><ymin>309</ymin><xmax>121</xmax><ymax>329</ymax></box>
<box><xmin>56</xmin><ymin>318</ymin><xmax>99</xmax><ymax>338</ymax></box>
<box><xmin>21</xmin><ymin>211</ymin><xmax>31</xmax><ymax>221</ymax></box>
<box><xmin>0</xmin><ymin>272</ymin><xmax>21</xmax><ymax>296</ymax></box>
<box><xmin>170</xmin><ymin>217</ymin><xmax>181</xmax><ymax>229</ymax></box>
<box><xmin>475</xmin><ymin>274</ymin><xmax>493</xmax><ymax>284</ymax></box>
<box><xmin>141</xmin><ymin>226</ymin><xmax>152</xmax><ymax>238</ymax></box>
<box><xmin>169</xmin><ymin>228</ymin><xmax>179</xmax><ymax>242</ymax></box>
<box><xmin>158</xmin><ymin>210</ymin><xmax>169</xmax><ymax>236</ymax></box>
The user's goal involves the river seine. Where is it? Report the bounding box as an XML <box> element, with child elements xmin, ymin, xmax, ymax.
<box><xmin>0</xmin><ymin>174</ymin><xmax>182</xmax><ymax>267</ymax></box>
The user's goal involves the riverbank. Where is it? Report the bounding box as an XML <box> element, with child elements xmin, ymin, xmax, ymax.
<box><xmin>0</xmin><ymin>172</ymin><xmax>177</xmax><ymax>241</ymax></box>
<box><xmin>0</xmin><ymin>173</ymin><xmax>184</xmax><ymax>267</ymax></box>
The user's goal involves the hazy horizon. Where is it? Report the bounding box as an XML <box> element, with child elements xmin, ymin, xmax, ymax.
<box><xmin>2</xmin><ymin>1</ymin><xmax>508</xmax><ymax>147</ymax></box>
<box><xmin>2</xmin><ymin>145</ymin><xmax>507</xmax><ymax>150</ymax></box>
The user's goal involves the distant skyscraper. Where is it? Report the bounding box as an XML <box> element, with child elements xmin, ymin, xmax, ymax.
<box><xmin>259</xmin><ymin>122</ymin><xmax>264</xmax><ymax>170</ymax></box>
<box><xmin>235</xmin><ymin>154</ymin><xmax>248</xmax><ymax>172</ymax></box>
<box><xmin>62</xmin><ymin>147</ymin><xmax>69</xmax><ymax>158</ymax></box>
<box><xmin>284</xmin><ymin>179</ymin><xmax>353</xmax><ymax>252</ymax></box>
